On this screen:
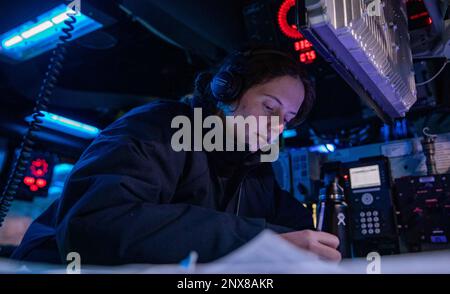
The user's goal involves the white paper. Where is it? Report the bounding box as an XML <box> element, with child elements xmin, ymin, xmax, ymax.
<box><xmin>1</xmin><ymin>230</ymin><xmax>450</xmax><ymax>274</ymax></box>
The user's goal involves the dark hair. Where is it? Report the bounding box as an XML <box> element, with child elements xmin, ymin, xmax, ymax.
<box><xmin>191</xmin><ymin>47</ymin><xmax>316</xmax><ymax>128</ymax></box>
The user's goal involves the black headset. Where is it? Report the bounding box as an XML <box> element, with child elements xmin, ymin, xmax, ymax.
<box><xmin>209</xmin><ymin>49</ymin><xmax>297</xmax><ymax>102</ymax></box>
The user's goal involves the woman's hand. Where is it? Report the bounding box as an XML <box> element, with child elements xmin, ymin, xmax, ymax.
<box><xmin>279</xmin><ymin>230</ymin><xmax>342</xmax><ymax>262</ymax></box>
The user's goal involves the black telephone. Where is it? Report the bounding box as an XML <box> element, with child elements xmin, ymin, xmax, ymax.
<box><xmin>320</xmin><ymin>156</ymin><xmax>400</xmax><ymax>257</ymax></box>
<box><xmin>341</xmin><ymin>156</ymin><xmax>400</xmax><ymax>257</ymax></box>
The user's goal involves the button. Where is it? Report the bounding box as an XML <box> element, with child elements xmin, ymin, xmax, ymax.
<box><xmin>361</xmin><ymin>218</ymin><xmax>366</xmax><ymax>223</ymax></box>
<box><xmin>368</xmin><ymin>223</ymin><xmax>373</xmax><ymax>228</ymax></box>
<box><xmin>361</xmin><ymin>193</ymin><xmax>374</xmax><ymax>205</ymax></box>
<box><xmin>366</xmin><ymin>211</ymin><xmax>372</xmax><ymax>217</ymax></box>
<box><xmin>367</xmin><ymin>217</ymin><xmax>373</xmax><ymax>222</ymax></box>
<box><xmin>361</xmin><ymin>223</ymin><xmax>367</xmax><ymax>229</ymax></box>
<box><xmin>373</xmin><ymin>211</ymin><xmax>378</xmax><ymax>216</ymax></box>
<box><xmin>374</xmin><ymin>223</ymin><xmax>380</xmax><ymax>228</ymax></box>
<box><xmin>373</xmin><ymin>217</ymin><xmax>379</xmax><ymax>222</ymax></box>
<box><xmin>362</xmin><ymin>229</ymin><xmax>367</xmax><ymax>235</ymax></box>
<box><xmin>360</xmin><ymin>212</ymin><xmax>366</xmax><ymax>217</ymax></box>
<box><xmin>368</xmin><ymin>229</ymin><xmax>374</xmax><ymax>234</ymax></box>
<box><xmin>375</xmin><ymin>229</ymin><xmax>381</xmax><ymax>234</ymax></box>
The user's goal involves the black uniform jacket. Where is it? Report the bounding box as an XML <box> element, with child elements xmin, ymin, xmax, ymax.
<box><xmin>12</xmin><ymin>100</ymin><xmax>313</xmax><ymax>265</ymax></box>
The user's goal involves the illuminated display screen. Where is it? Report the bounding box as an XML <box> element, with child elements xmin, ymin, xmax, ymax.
<box><xmin>349</xmin><ymin>165</ymin><xmax>381</xmax><ymax>189</ymax></box>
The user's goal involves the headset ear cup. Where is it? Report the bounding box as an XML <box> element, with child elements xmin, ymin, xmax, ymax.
<box><xmin>210</xmin><ymin>71</ymin><xmax>242</xmax><ymax>102</ymax></box>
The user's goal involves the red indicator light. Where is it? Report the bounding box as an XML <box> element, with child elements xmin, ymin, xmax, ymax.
<box><xmin>23</xmin><ymin>176</ymin><xmax>35</xmax><ymax>186</ymax></box>
<box><xmin>36</xmin><ymin>178</ymin><xmax>47</xmax><ymax>188</ymax></box>
<box><xmin>409</xmin><ymin>11</ymin><xmax>429</xmax><ymax>20</ymax></box>
<box><xmin>30</xmin><ymin>158</ymin><xmax>49</xmax><ymax>177</ymax></box>
<box><xmin>413</xmin><ymin>207</ymin><xmax>423</xmax><ymax>214</ymax></box>
<box><xmin>29</xmin><ymin>185</ymin><xmax>39</xmax><ymax>192</ymax></box>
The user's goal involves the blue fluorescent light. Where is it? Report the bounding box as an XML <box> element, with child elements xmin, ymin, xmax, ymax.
<box><xmin>52</xmin><ymin>12</ymin><xmax>72</xmax><ymax>24</ymax></box>
<box><xmin>21</xmin><ymin>21</ymin><xmax>54</xmax><ymax>39</ymax></box>
<box><xmin>309</xmin><ymin>144</ymin><xmax>336</xmax><ymax>153</ymax></box>
<box><xmin>53</xmin><ymin>163</ymin><xmax>74</xmax><ymax>176</ymax></box>
<box><xmin>4</xmin><ymin>35</ymin><xmax>23</xmax><ymax>47</ymax></box>
<box><xmin>26</xmin><ymin>111</ymin><xmax>100</xmax><ymax>140</ymax></box>
<box><xmin>282</xmin><ymin>129</ymin><xmax>297</xmax><ymax>139</ymax></box>
<box><xmin>325</xmin><ymin>144</ymin><xmax>335</xmax><ymax>152</ymax></box>
<box><xmin>0</xmin><ymin>4</ymin><xmax>102</xmax><ymax>61</ymax></box>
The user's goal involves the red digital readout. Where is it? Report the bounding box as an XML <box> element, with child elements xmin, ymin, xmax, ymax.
<box><xmin>277</xmin><ymin>0</ymin><xmax>317</xmax><ymax>64</ymax></box>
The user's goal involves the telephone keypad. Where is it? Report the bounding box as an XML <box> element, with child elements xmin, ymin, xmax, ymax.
<box><xmin>357</xmin><ymin>210</ymin><xmax>382</xmax><ymax>235</ymax></box>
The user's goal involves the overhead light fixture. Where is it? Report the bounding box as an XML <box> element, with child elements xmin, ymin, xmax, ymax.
<box><xmin>25</xmin><ymin>111</ymin><xmax>100</xmax><ymax>140</ymax></box>
<box><xmin>0</xmin><ymin>4</ymin><xmax>104</xmax><ymax>61</ymax></box>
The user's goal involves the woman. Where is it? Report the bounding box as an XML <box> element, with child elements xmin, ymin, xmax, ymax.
<box><xmin>13</xmin><ymin>48</ymin><xmax>341</xmax><ymax>265</ymax></box>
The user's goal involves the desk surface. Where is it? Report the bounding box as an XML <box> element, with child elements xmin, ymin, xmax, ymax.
<box><xmin>1</xmin><ymin>230</ymin><xmax>449</xmax><ymax>274</ymax></box>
